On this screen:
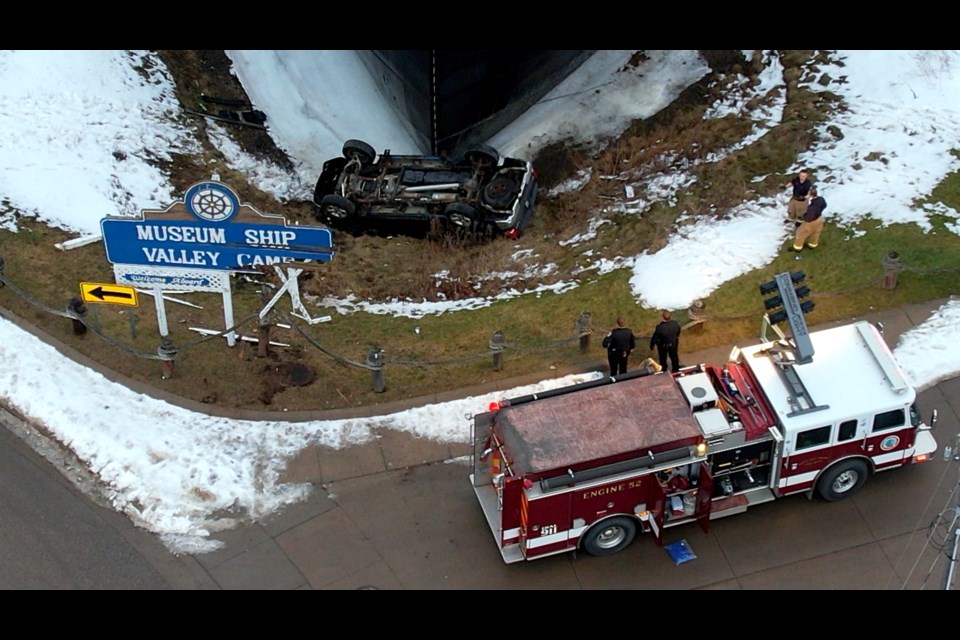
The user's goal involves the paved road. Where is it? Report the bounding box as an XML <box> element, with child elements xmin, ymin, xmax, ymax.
<box><xmin>2</xmin><ymin>299</ymin><xmax>958</xmax><ymax>589</ymax></box>
<box><xmin>0</xmin><ymin>409</ymin><xmax>213</xmax><ymax>589</ymax></box>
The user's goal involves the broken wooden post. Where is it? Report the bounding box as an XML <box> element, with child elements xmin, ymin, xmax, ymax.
<box><xmin>257</xmin><ymin>325</ymin><xmax>271</xmax><ymax>358</ymax></box>
<box><xmin>158</xmin><ymin>336</ymin><xmax>178</xmax><ymax>380</ymax></box>
<box><xmin>882</xmin><ymin>251</ymin><xmax>902</xmax><ymax>290</ymax></box>
<box><xmin>686</xmin><ymin>299</ymin><xmax>706</xmax><ymax>334</ymax></box>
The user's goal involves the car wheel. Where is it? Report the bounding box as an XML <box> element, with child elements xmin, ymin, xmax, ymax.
<box><xmin>464</xmin><ymin>144</ymin><xmax>499</xmax><ymax>168</ymax></box>
<box><xmin>342</xmin><ymin>139</ymin><xmax>376</xmax><ymax>166</ymax></box>
<box><xmin>816</xmin><ymin>459</ymin><xmax>869</xmax><ymax>501</ymax></box>
<box><xmin>482</xmin><ymin>175</ymin><xmax>520</xmax><ymax>209</ymax></box>
<box><xmin>445</xmin><ymin>203</ymin><xmax>478</xmax><ymax>228</ymax></box>
<box><xmin>320</xmin><ymin>194</ymin><xmax>356</xmax><ymax>221</ymax></box>
<box><xmin>581</xmin><ymin>516</ymin><xmax>637</xmax><ymax>557</ymax></box>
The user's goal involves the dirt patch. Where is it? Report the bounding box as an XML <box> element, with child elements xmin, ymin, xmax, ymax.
<box><xmin>531</xmin><ymin>141</ymin><xmax>587</xmax><ymax>191</ymax></box>
<box><xmin>257</xmin><ymin>361</ymin><xmax>316</xmax><ymax>405</ymax></box>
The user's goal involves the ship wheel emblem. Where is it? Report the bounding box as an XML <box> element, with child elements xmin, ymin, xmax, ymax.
<box><xmin>185</xmin><ymin>182</ymin><xmax>239</xmax><ymax>222</ymax></box>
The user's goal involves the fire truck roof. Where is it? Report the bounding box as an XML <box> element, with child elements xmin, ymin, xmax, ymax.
<box><xmin>495</xmin><ymin>372</ymin><xmax>702</xmax><ymax>475</ymax></box>
<box><xmin>739</xmin><ymin>321</ymin><xmax>915</xmax><ymax>431</ymax></box>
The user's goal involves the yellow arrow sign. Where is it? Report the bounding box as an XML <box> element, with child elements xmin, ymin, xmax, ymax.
<box><xmin>80</xmin><ymin>282</ymin><xmax>139</xmax><ymax>307</ymax></box>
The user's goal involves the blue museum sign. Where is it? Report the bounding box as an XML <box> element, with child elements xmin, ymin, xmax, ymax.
<box><xmin>101</xmin><ymin>181</ymin><xmax>334</xmax><ymax>270</ymax></box>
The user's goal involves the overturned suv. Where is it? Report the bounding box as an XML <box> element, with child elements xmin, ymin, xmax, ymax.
<box><xmin>313</xmin><ymin>139</ymin><xmax>537</xmax><ymax>238</ymax></box>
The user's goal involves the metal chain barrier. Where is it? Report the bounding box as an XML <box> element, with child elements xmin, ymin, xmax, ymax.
<box><xmin>3</xmin><ymin>248</ymin><xmax>959</xmax><ymax>377</ymax></box>
<box><xmin>501</xmin><ymin>334</ymin><xmax>582</xmax><ymax>353</ymax></box>
<box><xmin>275</xmin><ymin>307</ymin><xmax>376</xmax><ymax>370</ymax></box>
<box><xmin>383</xmin><ymin>352</ymin><xmax>495</xmax><ymax>366</ymax></box>
<box><xmin>377</xmin><ymin>333</ymin><xmax>585</xmax><ymax>366</ymax></box>
<box><xmin>901</xmin><ymin>261</ymin><xmax>960</xmax><ymax>275</ymax></box>
<box><xmin>275</xmin><ymin>305</ymin><xmax>585</xmax><ymax>369</ymax></box>
<box><xmin>0</xmin><ymin>273</ymin><xmax>79</xmax><ymax>320</ymax></box>
<box><xmin>0</xmin><ymin>271</ymin><xmax>262</xmax><ymax>360</ymax></box>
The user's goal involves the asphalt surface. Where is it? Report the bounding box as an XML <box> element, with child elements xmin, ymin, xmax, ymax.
<box><xmin>2</xmin><ymin>298</ymin><xmax>959</xmax><ymax>590</ymax></box>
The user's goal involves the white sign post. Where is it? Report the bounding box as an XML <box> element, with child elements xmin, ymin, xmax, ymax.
<box><xmin>114</xmin><ymin>264</ymin><xmax>236</xmax><ymax>346</ymax></box>
<box><xmin>258</xmin><ymin>265</ymin><xmax>330</xmax><ymax>325</ymax></box>
<box><xmin>153</xmin><ymin>284</ymin><xmax>168</xmax><ymax>337</ymax></box>
<box><xmin>101</xmin><ymin>180</ymin><xmax>334</xmax><ymax>349</ymax></box>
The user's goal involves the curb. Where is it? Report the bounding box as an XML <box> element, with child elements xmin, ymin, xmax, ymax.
<box><xmin>3</xmin><ymin>297</ymin><xmax>953</xmax><ymax>423</ymax></box>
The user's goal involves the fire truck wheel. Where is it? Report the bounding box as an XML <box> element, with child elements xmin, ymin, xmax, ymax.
<box><xmin>581</xmin><ymin>516</ymin><xmax>637</xmax><ymax>557</ymax></box>
<box><xmin>816</xmin><ymin>459</ymin><xmax>869</xmax><ymax>502</ymax></box>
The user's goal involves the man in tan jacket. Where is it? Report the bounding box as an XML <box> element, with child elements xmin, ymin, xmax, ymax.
<box><xmin>790</xmin><ymin>186</ymin><xmax>826</xmax><ymax>252</ymax></box>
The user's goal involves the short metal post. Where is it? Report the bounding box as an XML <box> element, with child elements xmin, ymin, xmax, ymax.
<box><xmin>158</xmin><ymin>336</ymin><xmax>178</xmax><ymax>380</ymax></box>
<box><xmin>576</xmin><ymin>311</ymin><xmax>592</xmax><ymax>354</ymax></box>
<box><xmin>67</xmin><ymin>296</ymin><xmax>87</xmax><ymax>335</ymax></box>
<box><xmin>490</xmin><ymin>330</ymin><xmax>506</xmax><ymax>371</ymax></box>
<box><xmin>367</xmin><ymin>347</ymin><xmax>386</xmax><ymax>393</ymax></box>
<box><xmin>882</xmin><ymin>251</ymin><xmax>902</xmax><ymax>289</ymax></box>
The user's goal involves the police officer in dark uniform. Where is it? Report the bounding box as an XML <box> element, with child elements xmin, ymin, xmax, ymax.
<box><xmin>650</xmin><ymin>310</ymin><xmax>682</xmax><ymax>373</ymax></box>
<box><xmin>602</xmin><ymin>317</ymin><xmax>636</xmax><ymax>375</ymax></box>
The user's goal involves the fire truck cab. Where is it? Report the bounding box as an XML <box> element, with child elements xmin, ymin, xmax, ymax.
<box><xmin>470</xmin><ymin>320</ymin><xmax>938</xmax><ymax>563</ymax></box>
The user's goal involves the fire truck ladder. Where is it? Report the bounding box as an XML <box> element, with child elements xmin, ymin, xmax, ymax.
<box><xmin>757</xmin><ymin>271</ymin><xmax>828</xmax><ymax>417</ymax></box>
<box><xmin>763</xmin><ymin>346</ymin><xmax>830</xmax><ymax>417</ymax></box>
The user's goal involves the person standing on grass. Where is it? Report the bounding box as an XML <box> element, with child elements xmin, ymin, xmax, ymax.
<box><xmin>650</xmin><ymin>310</ymin><xmax>682</xmax><ymax>373</ymax></box>
<box><xmin>790</xmin><ymin>186</ymin><xmax>826</xmax><ymax>252</ymax></box>
<box><xmin>602</xmin><ymin>317</ymin><xmax>636</xmax><ymax>376</ymax></box>
<box><xmin>785</xmin><ymin>168</ymin><xmax>813</xmax><ymax>224</ymax></box>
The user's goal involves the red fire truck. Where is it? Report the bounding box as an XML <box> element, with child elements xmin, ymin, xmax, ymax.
<box><xmin>470</xmin><ymin>317</ymin><xmax>939</xmax><ymax>563</ymax></box>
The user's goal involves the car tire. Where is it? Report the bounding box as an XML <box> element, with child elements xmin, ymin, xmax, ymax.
<box><xmin>464</xmin><ymin>144</ymin><xmax>499</xmax><ymax>168</ymax></box>
<box><xmin>445</xmin><ymin>203</ymin><xmax>478</xmax><ymax>228</ymax></box>
<box><xmin>581</xmin><ymin>516</ymin><xmax>637</xmax><ymax>557</ymax></box>
<box><xmin>320</xmin><ymin>194</ymin><xmax>356</xmax><ymax>221</ymax></box>
<box><xmin>342</xmin><ymin>139</ymin><xmax>376</xmax><ymax>166</ymax></box>
<box><xmin>482</xmin><ymin>175</ymin><xmax>520</xmax><ymax>209</ymax></box>
<box><xmin>816</xmin><ymin>458</ymin><xmax>869</xmax><ymax>501</ymax></box>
